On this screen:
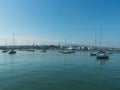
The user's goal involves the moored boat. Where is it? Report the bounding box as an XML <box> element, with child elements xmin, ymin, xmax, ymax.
<box><xmin>106</xmin><ymin>51</ymin><xmax>113</xmax><ymax>54</ymax></box>
<box><xmin>96</xmin><ymin>51</ymin><xmax>109</xmax><ymax>59</ymax></box>
<box><xmin>90</xmin><ymin>51</ymin><xmax>98</xmax><ymax>56</ymax></box>
<box><xmin>8</xmin><ymin>33</ymin><xmax>16</xmax><ymax>54</ymax></box>
<box><xmin>2</xmin><ymin>49</ymin><xmax>8</xmax><ymax>53</ymax></box>
<box><xmin>40</xmin><ymin>49</ymin><xmax>46</xmax><ymax>52</ymax></box>
<box><xmin>61</xmin><ymin>50</ymin><xmax>72</xmax><ymax>54</ymax></box>
<box><xmin>8</xmin><ymin>49</ymin><xmax>16</xmax><ymax>54</ymax></box>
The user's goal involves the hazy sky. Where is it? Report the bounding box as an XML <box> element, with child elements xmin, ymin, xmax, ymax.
<box><xmin>0</xmin><ymin>0</ymin><xmax>120</xmax><ymax>47</ymax></box>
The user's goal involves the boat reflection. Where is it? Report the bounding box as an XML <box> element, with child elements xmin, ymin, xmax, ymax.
<box><xmin>96</xmin><ymin>58</ymin><xmax>109</xmax><ymax>65</ymax></box>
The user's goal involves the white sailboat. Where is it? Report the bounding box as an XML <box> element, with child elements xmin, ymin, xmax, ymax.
<box><xmin>61</xmin><ymin>37</ymin><xmax>74</xmax><ymax>54</ymax></box>
<box><xmin>8</xmin><ymin>33</ymin><xmax>16</xmax><ymax>54</ymax></box>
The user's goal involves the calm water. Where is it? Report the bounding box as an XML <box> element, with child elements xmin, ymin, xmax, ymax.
<box><xmin>0</xmin><ymin>50</ymin><xmax>120</xmax><ymax>90</ymax></box>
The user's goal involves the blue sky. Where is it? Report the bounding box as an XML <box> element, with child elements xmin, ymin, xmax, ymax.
<box><xmin>0</xmin><ymin>0</ymin><xmax>120</xmax><ymax>47</ymax></box>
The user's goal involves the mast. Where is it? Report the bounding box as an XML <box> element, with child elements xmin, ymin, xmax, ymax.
<box><xmin>95</xmin><ymin>32</ymin><xmax>97</xmax><ymax>47</ymax></box>
<box><xmin>5</xmin><ymin>38</ymin><xmax>6</xmax><ymax>48</ymax></box>
<box><xmin>65</xmin><ymin>36</ymin><xmax>67</xmax><ymax>48</ymax></box>
<box><xmin>108</xmin><ymin>41</ymin><xmax>110</xmax><ymax>48</ymax></box>
<box><xmin>13</xmin><ymin>33</ymin><xmax>14</xmax><ymax>46</ymax></box>
<box><xmin>12</xmin><ymin>33</ymin><xmax>15</xmax><ymax>49</ymax></box>
<box><xmin>100</xmin><ymin>28</ymin><xmax>102</xmax><ymax>48</ymax></box>
<box><xmin>65</xmin><ymin>32</ymin><xmax>69</xmax><ymax>48</ymax></box>
<box><xmin>58</xmin><ymin>42</ymin><xmax>61</xmax><ymax>49</ymax></box>
<box><xmin>8</xmin><ymin>33</ymin><xmax>16</xmax><ymax>54</ymax></box>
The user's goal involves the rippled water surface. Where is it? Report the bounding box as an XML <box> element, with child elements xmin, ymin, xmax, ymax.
<box><xmin>0</xmin><ymin>50</ymin><xmax>120</xmax><ymax>90</ymax></box>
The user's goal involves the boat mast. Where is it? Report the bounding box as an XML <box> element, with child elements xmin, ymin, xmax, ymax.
<box><xmin>58</xmin><ymin>42</ymin><xmax>61</xmax><ymax>49</ymax></box>
<box><xmin>65</xmin><ymin>37</ymin><xmax>67</xmax><ymax>48</ymax></box>
<box><xmin>13</xmin><ymin>33</ymin><xmax>15</xmax><ymax>49</ymax></box>
<box><xmin>5</xmin><ymin>38</ymin><xmax>6</xmax><ymax>48</ymax></box>
<box><xmin>100</xmin><ymin>28</ymin><xmax>102</xmax><ymax>48</ymax></box>
<box><xmin>95</xmin><ymin>32</ymin><xmax>97</xmax><ymax>47</ymax></box>
<box><xmin>108</xmin><ymin>41</ymin><xmax>110</xmax><ymax>48</ymax></box>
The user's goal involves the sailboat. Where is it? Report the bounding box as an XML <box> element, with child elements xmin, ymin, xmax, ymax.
<box><xmin>8</xmin><ymin>33</ymin><xmax>16</xmax><ymax>54</ymax></box>
<box><xmin>96</xmin><ymin>28</ymin><xmax>109</xmax><ymax>59</ymax></box>
<box><xmin>2</xmin><ymin>39</ymin><xmax>8</xmax><ymax>53</ymax></box>
<box><xmin>40</xmin><ymin>49</ymin><xmax>46</xmax><ymax>52</ymax></box>
<box><xmin>61</xmin><ymin>37</ymin><xmax>74</xmax><ymax>54</ymax></box>
<box><xmin>40</xmin><ymin>44</ymin><xmax>46</xmax><ymax>53</ymax></box>
<box><xmin>106</xmin><ymin>41</ymin><xmax>113</xmax><ymax>54</ymax></box>
<box><xmin>58</xmin><ymin>42</ymin><xmax>63</xmax><ymax>53</ymax></box>
<box><xmin>96</xmin><ymin>50</ymin><xmax>109</xmax><ymax>59</ymax></box>
<box><xmin>2</xmin><ymin>49</ymin><xmax>8</xmax><ymax>53</ymax></box>
<box><xmin>90</xmin><ymin>32</ymin><xmax>98</xmax><ymax>56</ymax></box>
<box><xmin>90</xmin><ymin>51</ymin><xmax>97</xmax><ymax>56</ymax></box>
<box><xmin>40</xmin><ymin>48</ymin><xmax>46</xmax><ymax>52</ymax></box>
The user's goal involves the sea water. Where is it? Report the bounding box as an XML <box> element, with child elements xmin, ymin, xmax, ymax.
<box><xmin>0</xmin><ymin>50</ymin><xmax>120</xmax><ymax>90</ymax></box>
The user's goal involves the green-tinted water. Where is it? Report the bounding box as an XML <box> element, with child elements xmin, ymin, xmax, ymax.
<box><xmin>0</xmin><ymin>50</ymin><xmax>120</xmax><ymax>90</ymax></box>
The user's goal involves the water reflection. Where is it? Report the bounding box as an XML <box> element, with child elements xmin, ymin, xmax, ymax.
<box><xmin>0</xmin><ymin>50</ymin><xmax>120</xmax><ymax>90</ymax></box>
<box><xmin>63</xmin><ymin>54</ymin><xmax>72</xmax><ymax>65</ymax></box>
<box><xmin>8</xmin><ymin>54</ymin><xmax>15</xmax><ymax>69</ymax></box>
<box><xmin>97</xmin><ymin>59</ymin><xmax>109</xmax><ymax>65</ymax></box>
<box><xmin>1</xmin><ymin>53</ymin><xmax>8</xmax><ymax>65</ymax></box>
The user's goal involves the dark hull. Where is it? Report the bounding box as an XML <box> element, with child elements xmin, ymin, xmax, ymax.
<box><xmin>40</xmin><ymin>50</ymin><xmax>46</xmax><ymax>52</ymax></box>
<box><xmin>62</xmin><ymin>52</ymin><xmax>71</xmax><ymax>54</ymax></box>
<box><xmin>96</xmin><ymin>56</ymin><xmax>109</xmax><ymax>59</ymax></box>
<box><xmin>2</xmin><ymin>50</ymin><xmax>8</xmax><ymax>53</ymax></box>
<box><xmin>90</xmin><ymin>54</ymin><xmax>96</xmax><ymax>56</ymax></box>
<box><xmin>9</xmin><ymin>51</ymin><xmax>16</xmax><ymax>54</ymax></box>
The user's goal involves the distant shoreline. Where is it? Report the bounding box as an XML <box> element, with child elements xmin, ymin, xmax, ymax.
<box><xmin>0</xmin><ymin>45</ymin><xmax>120</xmax><ymax>51</ymax></box>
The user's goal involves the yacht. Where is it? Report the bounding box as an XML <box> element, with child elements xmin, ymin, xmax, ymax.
<box><xmin>106</xmin><ymin>51</ymin><xmax>113</xmax><ymax>54</ymax></box>
<box><xmin>2</xmin><ymin>39</ymin><xmax>8</xmax><ymax>53</ymax></box>
<box><xmin>61</xmin><ymin>50</ymin><xmax>72</xmax><ymax>54</ymax></box>
<box><xmin>8</xmin><ymin>33</ymin><xmax>16</xmax><ymax>54</ymax></box>
<box><xmin>90</xmin><ymin>32</ymin><xmax>97</xmax><ymax>56</ymax></box>
<box><xmin>96</xmin><ymin>28</ymin><xmax>109</xmax><ymax>59</ymax></box>
<box><xmin>8</xmin><ymin>49</ymin><xmax>16</xmax><ymax>54</ymax></box>
<box><xmin>96</xmin><ymin>51</ymin><xmax>109</xmax><ymax>59</ymax></box>
<box><xmin>67</xmin><ymin>47</ymin><xmax>75</xmax><ymax>53</ymax></box>
<box><xmin>40</xmin><ymin>49</ymin><xmax>46</xmax><ymax>52</ymax></box>
<box><xmin>90</xmin><ymin>51</ymin><xmax>97</xmax><ymax>56</ymax></box>
<box><xmin>2</xmin><ymin>49</ymin><xmax>8</xmax><ymax>53</ymax></box>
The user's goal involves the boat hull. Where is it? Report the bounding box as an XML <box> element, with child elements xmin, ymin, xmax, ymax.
<box><xmin>96</xmin><ymin>56</ymin><xmax>109</xmax><ymax>59</ymax></box>
<box><xmin>61</xmin><ymin>50</ymin><xmax>72</xmax><ymax>54</ymax></box>
<box><xmin>90</xmin><ymin>53</ymin><xmax>97</xmax><ymax>56</ymax></box>
<box><xmin>2</xmin><ymin>50</ymin><xmax>8</xmax><ymax>53</ymax></box>
<box><xmin>40</xmin><ymin>49</ymin><xmax>46</xmax><ymax>52</ymax></box>
<box><xmin>8</xmin><ymin>49</ymin><xmax>16</xmax><ymax>54</ymax></box>
<box><xmin>96</xmin><ymin>54</ymin><xmax>109</xmax><ymax>59</ymax></box>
